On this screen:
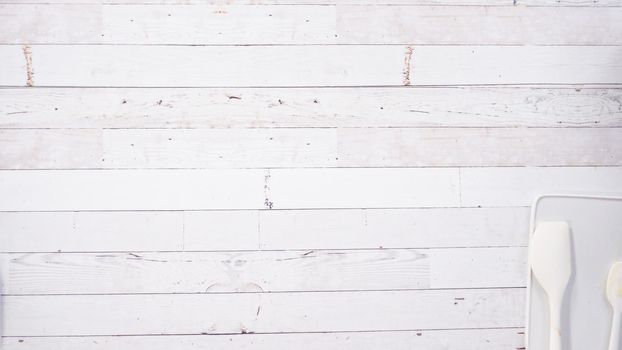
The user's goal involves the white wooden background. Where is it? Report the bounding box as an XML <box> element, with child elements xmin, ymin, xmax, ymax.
<box><xmin>0</xmin><ymin>1</ymin><xmax>621</xmax><ymax>349</ymax></box>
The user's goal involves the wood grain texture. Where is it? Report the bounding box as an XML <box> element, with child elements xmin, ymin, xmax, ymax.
<box><xmin>3</xmin><ymin>87</ymin><xmax>621</xmax><ymax>129</ymax></box>
<box><xmin>0</xmin><ymin>129</ymin><xmax>102</xmax><ymax>169</ymax></box>
<box><xmin>0</xmin><ymin>211</ymin><xmax>184</xmax><ymax>252</ymax></box>
<box><xmin>411</xmin><ymin>46</ymin><xmax>622</xmax><ymax>85</ymax></box>
<box><xmin>461</xmin><ymin>167</ymin><xmax>622</xmax><ymax>207</ymax></box>
<box><xmin>0</xmin><ymin>328</ymin><xmax>526</xmax><ymax>350</ymax></box>
<box><xmin>0</xmin><ymin>207</ymin><xmax>528</xmax><ymax>252</ymax></box>
<box><xmin>1</xmin><ymin>5</ymin><xmax>620</xmax><ymax>45</ymax></box>
<box><xmin>0</xmin><ymin>0</ymin><xmax>521</xmax><ymax>4</ymax></box>
<box><xmin>0</xmin><ymin>169</ymin><xmax>265</xmax><ymax>211</ymax></box>
<box><xmin>2</xmin><ymin>127</ymin><xmax>620</xmax><ymax>169</ymax></box>
<box><xmin>268</xmin><ymin>168</ymin><xmax>460</xmax><ymax>209</ymax></box>
<box><xmin>518</xmin><ymin>0</ymin><xmax>622</xmax><ymax>5</ymax></box>
<box><xmin>259</xmin><ymin>207</ymin><xmax>530</xmax><ymax>249</ymax></box>
<box><xmin>3</xmin><ymin>167</ymin><xmax>620</xmax><ymax>211</ymax></box>
<box><xmin>0</xmin><ymin>45</ymin><xmax>405</xmax><ymax>87</ymax></box>
<box><xmin>2</xmin><ymin>247</ymin><xmax>525</xmax><ymax>294</ymax></box>
<box><xmin>3</xmin><ymin>288</ymin><xmax>525</xmax><ymax>336</ymax></box>
<box><xmin>1</xmin><ymin>45</ymin><xmax>621</xmax><ymax>87</ymax></box>
<box><xmin>336</xmin><ymin>6</ymin><xmax>622</xmax><ymax>45</ymax></box>
<box><xmin>335</xmin><ymin>127</ymin><xmax>622</xmax><ymax>167</ymax></box>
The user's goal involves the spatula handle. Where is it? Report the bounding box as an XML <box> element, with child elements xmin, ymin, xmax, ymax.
<box><xmin>549</xmin><ymin>297</ymin><xmax>563</xmax><ymax>350</ymax></box>
<box><xmin>609</xmin><ymin>311</ymin><xmax>621</xmax><ymax>350</ymax></box>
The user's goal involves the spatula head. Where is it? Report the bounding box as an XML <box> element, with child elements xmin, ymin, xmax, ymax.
<box><xmin>607</xmin><ymin>262</ymin><xmax>622</xmax><ymax>309</ymax></box>
<box><xmin>529</xmin><ymin>221</ymin><xmax>572</xmax><ymax>298</ymax></box>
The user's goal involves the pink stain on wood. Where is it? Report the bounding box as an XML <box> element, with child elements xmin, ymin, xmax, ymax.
<box><xmin>22</xmin><ymin>45</ymin><xmax>34</xmax><ymax>87</ymax></box>
<box><xmin>402</xmin><ymin>46</ymin><xmax>413</xmax><ymax>86</ymax></box>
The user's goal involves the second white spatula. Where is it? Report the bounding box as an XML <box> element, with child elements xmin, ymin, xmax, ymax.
<box><xmin>529</xmin><ymin>221</ymin><xmax>572</xmax><ymax>350</ymax></box>
<box><xmin>607</xmin><ymin>262</ymin><xmax>622</xmax><ymax>350</ymax></box>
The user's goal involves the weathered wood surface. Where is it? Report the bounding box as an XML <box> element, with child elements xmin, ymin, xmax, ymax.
<box><xmin>2</xmin><ymin>247</ymin><xmax>526</xmax><ymax>294</ymax></box>
<box><xmin>461</xmin><ymin>167</ymin><xmax>622</xmax><ymax>207</ymax></box>
<box><xmin>0</xmin><ymin>169</ymin><xmax>266</xmax><ymax>211</ymax></box>
<box><xmin>3</xmin><ymin>87</ymin><xmax>621</xmax><ymax>129</ymax></box>
<box><xmin>2</xmin><ymin>127</ymin><xmax>620</xmax><ymax>169</ymax></box>
<box><xmin>1</xmin><ymin>328</ymin><xmax>526</xmax><ymax>350</ymax></box>
<box><xmin>0</xmin><ymin>207</ymin><xmax>529</xmax><ymax>252</ymax></box>
<box><xmin>3</xmin><ymin>288</ymin><xmax>525</xmax><ymax>336</ymax></box>
<box><xmin>1</xmin><ymin>5</ymin><xmax>620</xmax><ymax>45</ymax></box>
<box><xmin>4</xmin><ymin>0</ymin><xmax>622</xmax><ymax>5</ymax></box>
<box><xmin>0</xmin><ymin>168</ymin><xmax>459</xmax><ymax>210</ymax></box>
<box><xmin>1</xmin><ymin>45</ymin><xmax>621</xmax><ymax>87</ymax></box>
<box><xmin>1</xmin><ymin>167</ymin><xmax>621</xmax><ymax>211</ymax></box>
<box><xmin>268</xmin><ymin>167</ymin><xmax>622</xmax><ymax>209</ymax></box>
<box><xmin>0</xmin><ymin>0</ymin><xmax>618</xmax><ymax>346</ymax></box>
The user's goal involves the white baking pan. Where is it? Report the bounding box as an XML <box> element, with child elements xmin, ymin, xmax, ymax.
<box><xmin>527</xmin><ymin>194</ymin><xmax>622</xmax><ymax>350</ymax></box>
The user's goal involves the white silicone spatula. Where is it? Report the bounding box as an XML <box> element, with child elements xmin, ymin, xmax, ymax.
<box><xmin>607</xmin><ymin>262</ymin><xmax>622</xmax><ymax>350</ymax></box>
<box><xmin>529</xmin><ymin>221</ymin><xmax>572</xmax><ymax>350</ymax></box>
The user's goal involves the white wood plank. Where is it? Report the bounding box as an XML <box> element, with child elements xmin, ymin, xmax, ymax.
<box><xmin>101</xmin><ymin>128</ymin><xmax>338</xmax><ymax>169</ymax></box>
<box><xmin>2</xmin><ymin>87</ymin><xmax>622</xmax><ymax>129</ymax></box>
<box><xmin>0</xmin><ymin>44</ymin><xmax>26</xmax><ymax>86</ymax></box>
<box><xmin>2</xmin><ymin>5</ymin><xmax>620</xmax><ymax>45</ymax></box>
<box><xmin>260</xmin><ymin>207</ymin><xmax>529</xmax><ymax>249</ymax></box>
<box><xmin>268</xmin><ymin>168</ymin><xmax>460</xmax><ymax>209</ymax></box>
<box><xmin>1</xmin><ymin>45</ymin><xmax>405</xmax><ymax>87</ymax></box>
<box><xmin>336</xmin><ymin>127</ymin><xmax>622</xmax><ymax>167</ymax></box>
<box><xmin>3</xmin><ymin>128</ymin><xmax>620</xmax><ymax>169</ymax></box>
<box><xmin>0</xmin><ymin>4</ymin><xmax>337</xmax><ymax>45</ymax></box>
<box><xmin>0</xmin><ymin>328</ymin><xmax>526</xmax><ymax>350</ymax></box>
<box><xmin>336</xmin><ymin>6</ymin><xmax>622</xmax><ymax>45</ymax></box>
<box><xmin>0</xmin><ymin>129</ymin><xmax>102</xmax><ymax>169</ymax></box>
<box><xmin>183</xmin><ymin>211</ymin><xmax>259</xmax><ymax>250</ymax></box>
<box><xmin>3</xmin><ymin>288</ymin><xmax>525</xmax><ymax>336</ymax></box>
<box><xmin>461</xmin><ymin>166</ymin><xmax>622</xmax><ymax>207</ymax></box>
<box><xmin>411</xmin><ymin>46</ymin><xmax>622</xmax><ymax>85</ymax></box>
<box><xmin>2</xmin><ymin>247</ymin><xmax>526</xmax><ymax>294</ymax></box>
<box><xmin>0</xmin><ymin>169</ymin><xmax>265</xmax><ymax>211</ymax></box>
<box><xmin>0</xmin><ymin>0</ymin><xmax>514</xmax><ymax>4</ymax></box>
<box><xmin>0</xmin><ymin>211</ymin><xmax>183</xmax><ymax>252</ymax></box>
<box><xmin>4</xmin><ymin>168</ymin><xmax>619</xmax><ymax>211</ymax></box>
<box><xmin>0</xmin><ymin>207</ymin><xmax>527</xmax><ymax>253</ymax></box>
<box><xmin>429</xmin><ymin>247</ymin><xmax>525</xmax><ymax>288</ymax></box>
<box><xmin>2</xmin><ymin>45</ymin><xmax>620</xmax><ymax>87</ymax></box>
<box><xmin>519</xmin><ymin>0</ymin><xmax>622</xmax><ymax>5</ymax></box>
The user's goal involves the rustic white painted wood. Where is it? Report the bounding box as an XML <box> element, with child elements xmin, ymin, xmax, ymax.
<box><xmin>0</xmin><ymin>129</ymin><xmax>102</xmax><ymax>169</ymax></box>
<box><xmin>259</xmin><ymin>207</ymin><xmax>529</xmax><ymax>249</ymax></box>
<box><xmin>2</xmin><ymin>247</ymin><xmax>526</xmax><ymax>294</ymax></box>
<box><xmin>461</xmin><ymin>167</ymin><xmax>622</xmax><ymax>207</ymax></box>
<box><xmin>2</xmin><ymin>127</ymin><xmax>620</xmax><ymax>169</ymax></box>
<box><xmin>0</xmin><ymin>170</ymin><xmax>265</xmax><ymax>211</ymax></box>
<box><xmin>0</xmin><ymin>328</ymin><xmax>526</xmax><ymax>350</ymax></box>
<box><xmin>268</xmin><ymin>168</ymin><xmax>460</xmax><ymax>209</ymax></box>
<box><xmin>2</xmin><ymin>45</ymin><xmax>621</xmax><ymax>87</ymax></box>
<box><xmin>519</xmin><ymin>0</ymin><xmax>622</xmax><ymax>5</ymax></box>
<box><xmin>429</xmin><ymin>248</ymin><xmax>525</xmax><ymax>288</ymax></box>
<box><xmin>0</xmin><ymin>4</ymin><xmax>337</xmax><ymax>45</ymax></box>
<box><xmin>7</xmin><ymin>0</ymin><xmax>622</xmax><ymax>5</ymax></box>
<box><xmin>0</xmin><ymin>0</ymin><xmax>618</xmax><ymax>345</ymax></box>
<box><xmin>100</xmin><ymin>128</ymin><xmax>338</xmax><ymax>169</ymax></box>
<box><xmin>0</xmin><ymin>0</ymin><xmax>520</xmax><ymax>5</ymax></box>
<box><xmin>0</xmin><ymin>45</ymin><xmax>405</xmax><ymax>87</ymax></box>
<box><xmin>3</xmin><ymin>87</ymin><xmax>620</xmax><ymax>129</ymax></box>
<box><xmin>4</xmin><ymin>168</ymin><xmax>619</xmax><ymax>211</ymax></box>
<box><xmin>184</xmin><ymin>211</ymin><xmax>260</xmax><ymax>250</ymax></box>
<box><xmin>0</xmin><ymin>45</ymin><xmax>26</xmax><ymax>86</ymax></box>
<box><xmin>3</xmin><ymin>288</ymin><xmax>525</xmax><ymax>336</ymax></box>
<box><xmin>411</xmin><ymin>46</ymin><xmax>622</xmax><ymax>85</ymax></box>
<box><xmin>0</xmin><ymin>207</ymin><xmax>528</xmax><ymax>252</ymax></box>
<box><xmin>335</xmin><ymin>127</ymin><xmax>622</xmax><ymax>167</ymax></box>
<box><xmin>336</xmin><ymin>6</ymin><xmax>622</xmax><ymax>45</ymax></box>
<box><xmin>2</xmin><ymin>5</ymin><xmax>620</xmax><ymax>45</ymax></box>
<box><xmin>0</xmin><ymin>211</ymin><xmax>184</xmax><ymax>252</ymax></box>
